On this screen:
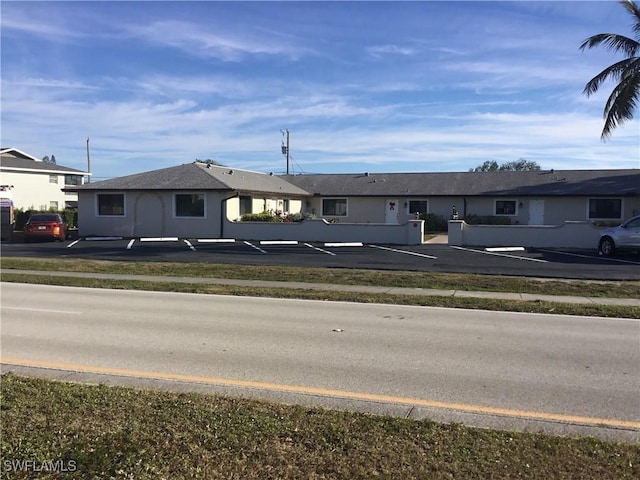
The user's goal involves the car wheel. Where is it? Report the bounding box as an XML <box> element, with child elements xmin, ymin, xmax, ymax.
<box><xmin>599</xmin><ymin>236</ymin><xmax>615</xmax><ymax>256</ymax></box>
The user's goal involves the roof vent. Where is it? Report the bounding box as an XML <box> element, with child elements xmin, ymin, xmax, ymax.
<box><xmin>206</xmin><ymin>164</ymin><xmax>212</xmax><ymax>169</ymax></box>
<box><xmin>228</xmin><ymin>169</ymin><xmax>234</xmax><ymax>175</ymax></box>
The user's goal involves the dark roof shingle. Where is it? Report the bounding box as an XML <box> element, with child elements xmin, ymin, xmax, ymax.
<box><xmin>281</xmin><ymin>169</ymin><xmax>640</xmax><ymax>197</ymax></box>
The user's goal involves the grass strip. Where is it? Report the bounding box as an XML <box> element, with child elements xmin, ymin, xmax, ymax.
<box><xmin>2</xmin><ymin>257</ymin><xmax>639</xmax><ymax>298</ymax></box>
<box><xmin>2</xmin><ymin>272</ymin><xmax>638</xmax><ymax>318</ymax></box>
<box><xmin>1</xmin><ymin>374</ymin><xmax>638</xmax><ymax>480</ymax></box>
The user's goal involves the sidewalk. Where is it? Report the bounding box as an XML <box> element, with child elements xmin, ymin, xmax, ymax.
<box><xmin>3</xmin><ymin>269</ymin><xmax>639</xmax><ymax>307</ymax></box>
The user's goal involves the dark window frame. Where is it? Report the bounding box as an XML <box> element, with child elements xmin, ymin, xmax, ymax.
<box><xmin>175</xmin><ymin>193</ymin><xmax>206</xmax><ymax>218</ymax></box>
<box><xmin>239</xmin><ymin>196</ymin><xmax>252</xmax><ymax>215</ymax></box>
<box><xmin>408</xmin><ymin>199</ymin><xmax>428</xmax><ymax>215</ymax></box>
<box><xmin>97</xmin><ymin>193</ymin><xmax>125</xmax><ymax>216</ymax></box>
<box><xmin>588</xmin><ymin>198</ymin><xmax>622</xmax><ymax>220</ymax></box>
<box><xmin>322</xmin><ymin>198</ymin><xmax>348</xmax><ymax>216</ymax></box>
<box><xmin>494</xmin><ymin>199</ymin><xmax>517</xmax><ymax>216</ymax></box>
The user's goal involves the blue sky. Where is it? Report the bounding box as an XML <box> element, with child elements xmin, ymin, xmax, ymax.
<box><xmin>2</xmin><ymin>1</ymin><xmax>639</xmax><ymax>180</ymax></box>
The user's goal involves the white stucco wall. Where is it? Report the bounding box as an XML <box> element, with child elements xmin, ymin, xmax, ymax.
<box><xmin>225</xmin><ymin>218</ymin><xmax>425</xmax><ymax>245</ymax></box>
<box><xmin>78</xmin><ymin>191</ymin><xmax>228</xmax><ymax>237</ymax></box>
<box><xmin>447</xmin><ymin>220</ymin><xmax>603</xmax><ymax>249</ymax></box>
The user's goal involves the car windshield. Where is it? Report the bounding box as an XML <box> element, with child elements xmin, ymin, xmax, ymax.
<box><xmin>28</xmin><ymin>214</ymin><xmax>60</xmax><ymax>222</ymax></box>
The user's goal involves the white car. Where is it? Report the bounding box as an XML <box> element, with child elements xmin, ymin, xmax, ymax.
<box><xmin>598</xmin><ymin>215</ymin><xmax>640</xmax><ymax>256</ymax></box>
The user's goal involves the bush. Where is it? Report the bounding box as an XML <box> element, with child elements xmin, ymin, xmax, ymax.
<box><xmin>464</xmin><ymin>214</ymin><xmax>511</xmax><ymax>225</ymax></box>
<box><xmin>13</xmin><ymin>208</ymin><xmax>78</xmax><ymax>230</ymax></box>
<box><xmin>284</xmin><ymin>212</ymin><xmax>305</xmax><ymax>223</ymax></box>
<box><xmin>240</xmin><ymin>212</ymin><xmax>282</xmax><ymax>222</ymax></box>
<box><xmin>419</xmin><ymin>213</ymin><xmax>448</xmax><ymax>232</ymax></box>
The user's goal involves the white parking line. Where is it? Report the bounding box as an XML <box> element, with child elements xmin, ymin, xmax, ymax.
<box><xmin>304</xmin><ymin>243</ymin><xmax>337</xmax><ymax>256</ymax></box>
<box><xmin>183</xmin><ymin>239</ymin><xmax>196</xmax><ymax>251</ymax></box>
<box><xmin>370</xmin><ymin>244</ymin><xmax>437</xmax><ymax>259</ymax></box>
<box><xmin>66</xmin><ymin>240</ymin><xmax>80</xmax><ymax>248</ymax></box>
<box><xmin>126</xmin><ymin>239</ymin><xmax>136</xmax><ymax>250</ymax></box>
<box><xmin>244</xmin><ymin>241</ymin><xmax>267</xmax><ymax>253</ymax></box>
<box><xmin>450</xmin><ymin>246</ymin><xmax>548</xmax><ymax>263</ymax></box>
<box><xmin>538</xmin><ymin>249</ymin><xmax>640</xmax><ymax>265</ymax></box>
<box><xmin>197</xmin><ymin>239</ymin><xmax>235</xmax><ymax>243</ymax></box>
<box><xmin>140</xmin><ymin>237</ymin><xmax>179</xmax><ymax>242</ymax></box>
<box><xmin>485</xmin><ymin>247</ymin><xmax>525</xmax><ymax>252</ymax></box>
<box><xmin>324</xmin><ymin>242</ymin><xmax>363</xmax><ymax>247</ymax></box>
<box><xmin>260</xmin><ymin>240</ymin><xmax>299</xmax><ymax>245</ymax></box>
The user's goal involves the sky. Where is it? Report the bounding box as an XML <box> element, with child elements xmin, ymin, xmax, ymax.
<box><xmin>1</xmin><ymin>1</ymin><xmax>639</xmax><ymax>181</ymax></box>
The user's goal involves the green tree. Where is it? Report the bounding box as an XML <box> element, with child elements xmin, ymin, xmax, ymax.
<box><xmin>470</xmin><ymin>159</ymin><xmax>541</xmax><ymax>172</ymax></box>
<box><xmin>580</xmin><ymin>0</ymin><xmax>640</xmax><ymax>140</ymax></box>
<box><xmin>470</xmin><ymin>160</ymin><xmax>499</xmax><ymax>172</ymax></box>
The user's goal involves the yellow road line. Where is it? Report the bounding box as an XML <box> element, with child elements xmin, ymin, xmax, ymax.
<box><xmin>2</xmin><ymin>357</ymin><xmax>639</xmax><ymax>430</ymax></box>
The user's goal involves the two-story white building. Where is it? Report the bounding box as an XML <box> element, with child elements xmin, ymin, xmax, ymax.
<box><xmin>0</xmin><ymin>147</ymin><xmax>90</xmax><ymax>211</ymax></box>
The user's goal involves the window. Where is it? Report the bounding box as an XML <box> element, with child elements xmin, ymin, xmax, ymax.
<box><xmin>322</xmin><ymin>198</ymin><xmax>347</xmax><ymax>216</ymax></box>
<box><xmin>65</xmin><ymin>175</ymin><xmax>82</xmax><ymax>186</ymax></box>
<box><xmin>282</xmin><ymin>199</ymin><xmax>290</xmax><ymax>213</ymax></box>
<box><xmin>49</xmin><ymin>174</ymin><xmax>58</xmax><ymax>184</ymax></box>
<box><xmin>175</xmin><ymin>193</ymin><xmax>205</xmax><ymax>217</ymax></box>
<box><xmin>97</xmin><ymin>193</ymin><xmax>125</xmax><ymax>216</ymax></box>
<box><xmin>240</xmin><ymin>196</ymin><xmax>252</xmax><ymax>215</ymax></box>
<box><xmin>49</xmin><ymin>201</ymin><xmax>59</xmax><ymax>210</ymax></box>
<box><xmin>408</xmin><ymin>200</ymin><xmax>428</xmax><ymax>215</ymax></box>
<box><xmin>495</xmin><ymin>200</ymin><xmax>517</xmax><ymax>215</ymax></box>
<box><xmin>588</xmin><ymin>198</ymin><xmax>621</xmax><ymax>219</ymax></box>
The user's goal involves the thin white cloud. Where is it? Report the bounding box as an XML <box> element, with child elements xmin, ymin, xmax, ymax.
<box><xmin>126</xmin><ymin>20</ymin><xmax>309</xmax><ymax>61</ymax></box>
<box><xmin>367</xmin><ymin>44</ymin><xmax>417</xmax><ymax>59</ymax></box>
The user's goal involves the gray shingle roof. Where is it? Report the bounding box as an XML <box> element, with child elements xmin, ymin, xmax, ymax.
<box><xmin>70</xmin><ymin>163</ymin><xmax>310</xmax><ymax>196</ymax></box>
<box><xmin>281</xmin><ymin>169</ymin><xmax>640</xmax><ymax>197</ymax></box>
<box><xmin>1</xmin><ymin>151</ymin><xmax>88</xmax><ymax>175</ymax></box>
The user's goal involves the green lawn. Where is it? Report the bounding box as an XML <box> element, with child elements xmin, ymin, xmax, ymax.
<box><xmin>2</xmin><ymin>374</ymin><xmax>638</xmax><ymax>480</ymax></box>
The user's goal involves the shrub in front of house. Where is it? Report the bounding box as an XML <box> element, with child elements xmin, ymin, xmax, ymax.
<box><xmin>240</xmin><ymin>212</ymin><xmax>282</xmax><ymax>222</ymax></box>
<box><xmin>419</xmin><ymin>213</ymin><xmax>448</xmax><ymax>232</ymax></box>
<box><xmin>464</xmin><ymin>215</ymin><xmax>512</xmax><ymax>225</ymax></box>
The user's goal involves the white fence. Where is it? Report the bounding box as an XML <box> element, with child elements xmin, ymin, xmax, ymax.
<box><xmin>224</xmin><ymin>218</ymin><xmax>425</xmax><ymax>245</ymax></box>
<box><xmin>447</xmin><ymin>220</ymin><xmax>602</xmax><ymax>249</ymax></box>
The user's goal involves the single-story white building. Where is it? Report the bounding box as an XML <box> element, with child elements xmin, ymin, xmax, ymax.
<box><xmin>70</xmin><ymin>162</ymin><xmax>309</xmax><ymax>238</ymax></box>
<box><xmin>67</xmin><ymin>163</ymin><xmax>640</xmax><ymax>243</ymax></box>
<box><xmin>282</xmin><ymin>169</ymin><xmax>640</xmax><ymax>226</ymax></box>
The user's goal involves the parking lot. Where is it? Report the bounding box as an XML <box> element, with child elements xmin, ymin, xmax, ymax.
<box><xmin>2</xmin><ymin>236</ymin><xmax>639</xmax><ymax>281</ymax></box>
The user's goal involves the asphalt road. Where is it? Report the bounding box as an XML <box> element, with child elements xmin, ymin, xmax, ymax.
<box><xmin>2</xmin><ymin>237</ymin><xmax>640</xmax><ymax>280</ymax></box>
<box><xmin>2</xmin><ymin>283</ymin><xmax>639</xmax><ymax>441</ymax></box>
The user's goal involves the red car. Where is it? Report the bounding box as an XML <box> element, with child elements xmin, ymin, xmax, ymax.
<box><xmin>23</xmin><ymin>214</ymin><xmax>67</xmax><ymax>242</ymax></box>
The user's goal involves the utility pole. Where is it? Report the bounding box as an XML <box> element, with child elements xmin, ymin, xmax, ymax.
<box><xmin>86</xmin><ymin>137</ymin><xmax>91</xmax><ymax>183</ymax></box>
<box><xmin>281</xmin><ymin>129</ymin><xmax>290</xmax><ymax>175</ymax></box>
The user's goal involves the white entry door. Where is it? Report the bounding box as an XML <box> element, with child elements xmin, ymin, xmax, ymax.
<box><xmin>385</xmin><ymin>199</ymin><xmax>400</xmax><ymax>224</ymax></box>
<box><xmin>529</xmin><ymin>199</ymin><xmax>545</xmax><ymax>225</ymax></box>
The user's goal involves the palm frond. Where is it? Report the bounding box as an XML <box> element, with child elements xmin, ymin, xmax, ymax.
<box><xmin>600</xmin><ymin>61</ymin><xmax>640</xmax><ymax>139</ymax></box>
<box><xmin>619</xmin><ymin>0</ymin><xmax>640</xmax><ymax>38</ymax></box>
<box><xmin>581</xmin><ymin>1</ymin><xmax>640</xmax><ymax>140</ymax></box>
<box><xmin>579</xmin><ymin>33</ymin><xmax>639</xmax><ymax>56</ymax></box>
<box><xmin>582</xmin><ymin>58</ymin><xmax>636</xmax><ymax>96</ymax></box>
